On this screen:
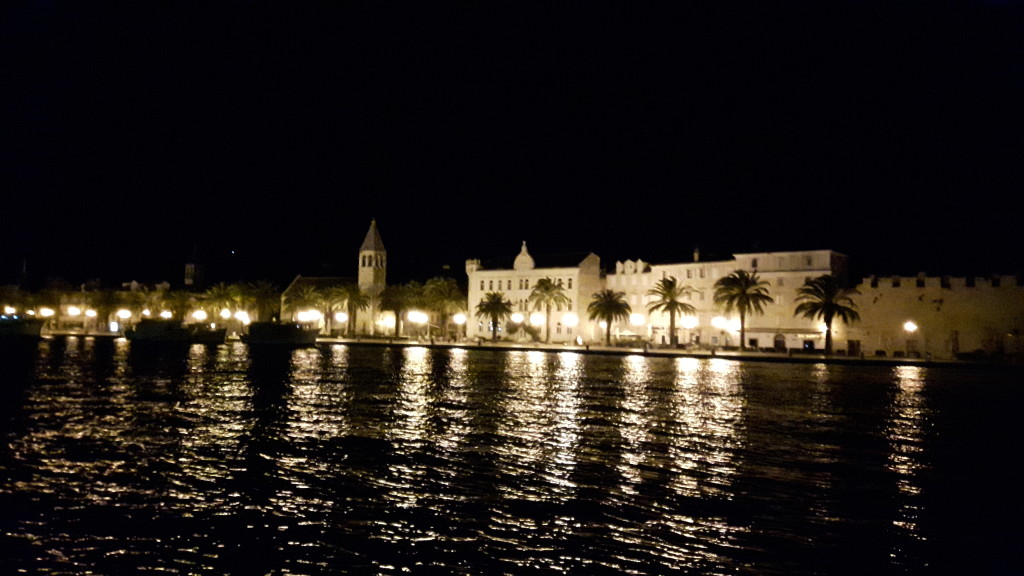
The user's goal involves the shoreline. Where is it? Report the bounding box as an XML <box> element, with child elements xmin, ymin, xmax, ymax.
<box><xmin>309</xmin><ymin>336</ymin><xmax>1023</xmax><ymax>369</ymax></box>
<box><xmin>32</xmin><ymin>332</ymin><xmax>1020</xmax><ymax>369</ymax></box>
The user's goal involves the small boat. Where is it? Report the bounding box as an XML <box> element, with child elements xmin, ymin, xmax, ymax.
<box><xmin>241</xmin><ymin>322</ymin><xmax>320</xmax><ymax>347</ymax></box>
<box><xmin>0</xmin><ymin>315</ymin><xmax>45</xmax><ymax>340</ymax></box>
<box><xmin>188</xmin><ymin>324</ymin><xmax>228</xmax><ymax>344</ymax></box>
<box><xmin>125</xmin><ymin>319</ymin><xmax>226</xmax><ymax>344</ymax></box>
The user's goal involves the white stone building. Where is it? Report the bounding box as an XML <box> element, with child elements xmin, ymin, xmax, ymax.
<box><xmin>606</xmin><ymin>249</ymin><xmax>848</xmax><ymax>351</ymax></box>
<box><xmin>846</xmin><ymin>273</ymin><xmax>1024</xmax><ymax>360</ymax></box>
<box><xmin>465</xmin><ymin>243</ymin><xmax>849</xmax><ymax>348</ymax></box>
<box><xmin>465</xmin><ymin>242</ymin><xmax>602</xmax><ymax>342</ymax></box>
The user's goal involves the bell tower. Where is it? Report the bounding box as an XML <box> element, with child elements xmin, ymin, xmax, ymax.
<box><xmin>357</xmin><ymin>219</ymin><xmax>387</xmax><ymax>334</ymax></box>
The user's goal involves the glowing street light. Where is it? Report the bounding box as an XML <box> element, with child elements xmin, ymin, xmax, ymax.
<box><xmin>904</xmin><ymin>321</ymin><xmax>918</xmax><ymax>333</ymax></box>
<box><xmin>297</xmin><ymin>310</ymin><xmax>322</xmax><ymax>323</ymax></box>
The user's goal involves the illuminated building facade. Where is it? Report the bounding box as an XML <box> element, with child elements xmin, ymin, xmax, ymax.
<box><xmin>466</xmin><ymin>243</ymin><xmax>1023</xmax><ymax>360</ymax></box>
<box><xmin>464</xmin><ymin>242</ymin><xmax>602</xmax><ymax>342</ymax></box>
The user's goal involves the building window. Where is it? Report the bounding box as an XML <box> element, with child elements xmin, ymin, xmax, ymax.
<box><xmin>700</xmin><ymin>269</ymin><xmax>705</xmax><ymax>279</ymax></box>
<box><xmin>568</xmin><ymin>278</ymin><xmax>573</xmax><ymax>289</ymax></box>
<box><xmin>480</xmin><ymin>281</ymin><xmax>484</xmax><ymax>290</ymax></box>
<box><xmin>805</xmin><ymin>256</ymin><xmax>813</xmax><ymax>266</ymax></box>
<box><xmin>489</xmin><ymin>280</ymin><xmax>493</xmax><ymax>290</ymax></box>
<box><xmin>687</xmin><ymin>270</ymin><xmax>692</xmax><ymax>279</ymax></box>
<box><xmin>777</xmin><ymin>277</ymin><xmax>784</xmax><ymax>287</ymax></box>
<box><xmin>751</xmin><ymin>258</ymin><xmax>758</xmax><ymax>268</ymax></box>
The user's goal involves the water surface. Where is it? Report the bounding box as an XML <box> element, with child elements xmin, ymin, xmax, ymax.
<box><xmin>1</xmin><ymin>336</ymin><xmax>1021</xmax><ymax>575</ymax></box>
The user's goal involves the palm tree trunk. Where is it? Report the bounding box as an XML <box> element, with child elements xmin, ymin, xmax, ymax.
<box><xmin>740</xmin><ymin>311</ymin><xmax>746</xmax><ymax>350</ymax></box>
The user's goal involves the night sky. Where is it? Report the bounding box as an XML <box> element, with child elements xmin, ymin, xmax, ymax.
<box><xmin>3</xmin><ymin>1</ymin><xmax>1023</xmax><ymax>289</ymax></box>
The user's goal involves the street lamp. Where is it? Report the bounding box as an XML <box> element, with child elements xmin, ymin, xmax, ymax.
<box><xmin>681</xmin><ymin>315</ymin><xmax>698</xmax><ymax>346</ymax></box>
<box><xmin>116</xmin><ymin>309</ymin><xmax>131</xmax><ymax>333</ymax></box>
<box><xmin>453</xmin><ymin>313</ymin><xmax>466</xmax><ymax>341</ymax></box>
<box><xmin>903</xmin><ymin>320</ymin><xmax>919</xmax><ymax>357</ymax></box>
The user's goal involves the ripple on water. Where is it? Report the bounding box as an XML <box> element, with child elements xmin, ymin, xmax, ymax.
<box><xmin>2</xmin><ymin>345</ymin><xmax>1022</xmax><ymax>574</ymax></box>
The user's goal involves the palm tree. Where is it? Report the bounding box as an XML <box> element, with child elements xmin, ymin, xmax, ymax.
<box><xmin>243</xmin><ymin>280</ymin><xmax>280</xmax><ymax>322</ymax></box>
<box><xmin>162</xmin><ymin>289</ymin><xmax>196</xmax><ymax>322</ymax></box>
<box><xmin>321</xmin><ymin>286</ymin><xmax>349</xmax><ymax>335</ymax></box>
<box><xmin>528</xmin><ymin>277</ymin><xmax>572</xmax><ymax>343</ymax></box>
<box><xmin>794</xmin><ymin>274</ymin><xmax>861</xmax><ymax>354</ymax></box>
<box><xmin>285</xmin><ymin>285</ymin><xmax>322</xmax><ymax>326</ymax></box>
<box><xmin>342</xmin><ymin>283</ymin><xmax>370</xmax><ymax>335</ymax></box>
<box><xmin>424</xmin><ymin>276</ymin><xmax>466</xmax><ymax>340</ymax></box>
<box><xmin>86</xmin><ymin>288</ymin><xmax>123</xmax><ymax>333</ymax></box>
<box><xmin>381</xmin><ymin>281</ymin><xmax>423</xmax><ymax>337</ymax></box>
<box><xmin>587</xmin><ymin>289</ymin><xmax>631</xmax><ymax>346</ymax></box>
<box><xmin>203</xmin><ymin>282</ymin><xmax>238</xmax><ymax>321</ymax></box>
<box><xmin>713</xmin><ymin>269</ymin><xmax>774</xmax><ymax>350</ymax></box>
<box><xmin>646</xmin><ymin>276</ymin><xmax>697</xmax><ymax>346</ymax></box>
<box><xmin>474</xmin><ymin>292</ymin><xmax>513</xmax><ymax>341</ymax></box>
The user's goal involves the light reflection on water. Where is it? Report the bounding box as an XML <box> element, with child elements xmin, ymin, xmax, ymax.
<box><xmin>1</xmin><ymin>340</ymin><xmax>1021</xmax><ymax>575</ymax></box>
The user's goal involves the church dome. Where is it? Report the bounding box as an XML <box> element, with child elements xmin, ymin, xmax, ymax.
<box><xmin>513</xmin><ymin>241</ymin><xmax>535</xmax><ymax>271</ymax></box>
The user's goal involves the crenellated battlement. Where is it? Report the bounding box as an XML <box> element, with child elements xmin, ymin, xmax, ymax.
<box><xmin>859</xmin><ymin>274</ymin><xmax>1019</xmax><ymax>290</ymax></box>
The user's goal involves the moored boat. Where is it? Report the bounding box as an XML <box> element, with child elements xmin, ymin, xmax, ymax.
<box><xmin>0</xmin><ymin>315</ymin><xmax>45</xmax><ymax>340</ymax></box>
<box><xmin>125</xmin><ymin>319</ymin><xmax>190</xmax><ymax>342</ymax></box>
<box><xmin>189</xmin><ymin>325</ymin><xmax>228</xmax><ymax>344</ymax></box>
<box><xmin>125</xmin><ymin>319</ymin><xmax>227</xmax><ymax>344</ymax></box>
<box><xmin>241</xmin><ymin>322</ymin><xmax>320</xmax><ymax>347</ymax></box>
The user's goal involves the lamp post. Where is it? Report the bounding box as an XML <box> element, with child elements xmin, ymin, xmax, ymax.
<box><xmin>681</xmin><ymin>315</ymin><xmax>698</xmax><ymax>348</ymax></box>
<box><xmin>116</xmin><ymin>309</ymin><xmax>132</xmax><ymax>334</ymax></box>
<box><xmin>453</xmin><ymin>313</ymin><xmax>466</xmax><ymax>341</ymax></box>
<box><xmin>904</xmin><ymin>320</ymin><xmax>919</xmax><ymax>357</ymax></box>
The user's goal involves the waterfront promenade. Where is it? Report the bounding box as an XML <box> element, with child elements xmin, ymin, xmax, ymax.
<box><xmin>32</xmin><ymin>330</ymin><xmax>1016</xmax><ymax>369</ymax></box>
<box><xmin>312</xmin><ymin>336</ymin><xmax>1009</xmax><ymax>369</ymax></box>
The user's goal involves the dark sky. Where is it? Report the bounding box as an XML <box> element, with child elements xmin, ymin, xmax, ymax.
<box><xmin>3</xmin><ymin>1</ymin><xmax>1023</xmax><ymax>289</ymax></box>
